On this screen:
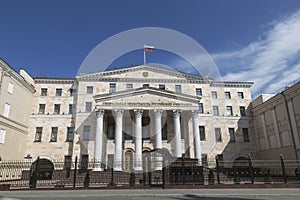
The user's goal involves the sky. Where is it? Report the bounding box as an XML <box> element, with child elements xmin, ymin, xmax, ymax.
<box><xmin>1</xmin><ymin>0</ymin><xmax>300</xmax><ymax>97</ymax></box>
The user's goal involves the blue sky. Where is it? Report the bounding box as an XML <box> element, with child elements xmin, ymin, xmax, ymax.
<box><xmin>1</xmin><ymin>0</ymin><xmax>300</xmax><ymax>97</ymax></box>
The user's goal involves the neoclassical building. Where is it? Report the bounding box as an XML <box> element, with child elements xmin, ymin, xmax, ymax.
<box><xmin>25</xmin><ymin>64</ymin><xmax>256</xmax><ymax>171</ymax></box>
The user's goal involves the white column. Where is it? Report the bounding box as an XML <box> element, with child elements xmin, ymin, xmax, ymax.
<box><xmin>173</xmin><ymin>110</ymin><xmax>182</xmax><ymax>157</ymax></box>
<box><xmin>154</xmin><ymin>110</ymin><xmax>163</xmax><ymax>170</ymax></box>
<box><xmin>114</xmin><ymin>109</ymin><xmax>124</xmax><ymax>171</ymax></box>
<box><xmin>94</xmin><ymin>110</ymin><xmax>104</xmax><ymax>171</ymax></box>
<box><xmin>134</xmin><ymin>109</ymin><xmax>143</xmax><ymax>171</ymax></box>
<box><xmin>192</xmin><ymin>110</ymin><xmax>202</xmax><ymax>165</ymax></box>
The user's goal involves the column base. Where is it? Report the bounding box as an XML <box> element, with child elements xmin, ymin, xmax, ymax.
<box><xmin>134</xmin><ymin>167</ymin><xmax>143</xmax><ymax>171</ymax></box>
<box><xmin>93</xmin><ymin>167</ymin><xmax>104</xmax><ymax>172</ymax></box>
<box><xmin>113</xmin><ymin>167</ymin><xmax>123</xmax><ymax>172</ymax></box>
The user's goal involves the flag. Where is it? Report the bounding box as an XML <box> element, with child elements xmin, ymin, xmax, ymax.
<box><xmin>144</xmin><ymin>45</ymin><xmax>154</xmax><ymax>52</ymax></box>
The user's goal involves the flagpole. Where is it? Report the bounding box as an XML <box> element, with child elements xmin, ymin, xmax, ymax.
<box><xmin>143</xmin><ymin>44</ymin><xmax>146</xmax><ymax>64</ymax></box>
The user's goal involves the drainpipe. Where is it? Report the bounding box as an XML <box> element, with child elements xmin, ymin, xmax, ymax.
<box><xmin>281</xmin><ymin>92</ymin><xmax>299</xmax><ymax>162</ymax></box>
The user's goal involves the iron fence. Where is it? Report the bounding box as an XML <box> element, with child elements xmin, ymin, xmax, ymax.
<box><xmin>1</xmin><ymin>156</ymin><xmax>300</xmax><ymax>189</ymax></box>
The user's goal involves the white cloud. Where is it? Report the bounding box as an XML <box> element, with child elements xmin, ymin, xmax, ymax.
<box><xmin>212</xmin><ymin>10</ymin><xmax>300</xmax><ymax>98</ymax></box>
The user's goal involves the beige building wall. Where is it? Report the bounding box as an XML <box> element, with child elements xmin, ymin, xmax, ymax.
<box><xmin>0</xmin><ymin>59</ymin><xmax>35</xmax><ymax>161</ymax></box>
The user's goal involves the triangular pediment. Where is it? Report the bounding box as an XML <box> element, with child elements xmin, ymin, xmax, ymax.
<box><xmin>94</xmin><ymin>86</ymin><xmax>201</xmax><ymax>110</ymax></box>
<box><xmin>76</xmin><ymin>65</ymin><xmax>211</xmax><ymax>82</ymax></box>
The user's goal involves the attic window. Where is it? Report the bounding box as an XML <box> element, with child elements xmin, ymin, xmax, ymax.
<box><xmin>143</xmin><ymin>84</ymin><xmax>149</xmax><ymax>88</ymax></box>
<box><xmin>159</xmin><ymin>84</ymin><xmax>165</xmax><ymax>90</ymax></box>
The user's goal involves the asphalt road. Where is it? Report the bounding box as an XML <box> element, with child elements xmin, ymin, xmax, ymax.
<box><xmin>1</xmin><ymin>189</ymin><xmax>300</xmax><ymax>200</ymax></box>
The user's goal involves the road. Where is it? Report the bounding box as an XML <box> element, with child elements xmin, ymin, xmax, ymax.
<box><xmin>1</xmin><ymin>188</ymin><xmax>300</xmax><ymax>200</ymax></box>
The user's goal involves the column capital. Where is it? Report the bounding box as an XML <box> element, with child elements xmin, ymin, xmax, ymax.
<box><xmin>114</xmin><ymin>109</ymin><xmax>124</xmax><ymax>118</ymax></box>
<box><xmin>173</xmin><ymin>110</ymin><xmax>181</xmax><ymax>118</ymax></box>
<box><xmin>96</xmin><ymin>110</ymin><xmax>105</xmax><ymax>118</ymax></box>
<box><xmin>192</xmin><ymin>110</ymin><xmax>199</xmax><ymax>119</ymax></box>
<box><xmin>154</xmin><ymin>110</ymin><xmax>163</xmax><ymax>118</ymax></box>
<box><xmin>134</xmin><ymin>109</ymin><xmax>143</xmax><ymax>118</ymax></box>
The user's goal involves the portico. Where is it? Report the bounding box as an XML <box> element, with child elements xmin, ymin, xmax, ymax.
<box><xmin>93</xmin><ymin>86</ymin><xmax>201</xmax><ymax>171</ymax></box>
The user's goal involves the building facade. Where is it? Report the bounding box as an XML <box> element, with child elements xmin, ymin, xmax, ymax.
<box><xmin>252</xmin><ymin>82</ymin><xmax>300</xmax><ymax>160</ymax></box>
<box><xmin>0</xmin><ymin>59</ymin><xmax>35</xmax><ymax>161</ymax></box>
<box><xmin>24</xmin><ymin>65</ymin><xmax>255</xmax><ymax>171</ymax></box>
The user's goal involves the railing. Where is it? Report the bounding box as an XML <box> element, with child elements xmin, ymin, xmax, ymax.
<box><xmin>1</xmin><ymin>156</ymin><xmax>300</xmax><ymax>189</ymax></box>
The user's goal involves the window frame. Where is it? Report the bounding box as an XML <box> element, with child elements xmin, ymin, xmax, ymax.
<box><xmin>109</xmin><ymin>83</ymin><xmax>116</xmax><ymax>93</ymax></box>
<box><xmin>229</xmin><ymin>128</ymin><xmax>235</xmax><ymax>142</ymax></box>
<box><xmin>213</xmin><ymin>105</ymin><xmax>219</xmax><ymax>116</ymax></box>
<box><xmin>38</xmin><ymin>104</ymin><xmax>46</xmax><ymax>114</ymax></box>
<box><xmin>7</xmin><ymin>82</ymin><xmax>14</xmax><ymax>94</ymax></box>
<box><xmin>66</xmin><ymin>127</ymin><xmax>74</xmax><ymax>142</ymax></box>
<box><xmin>41</xmin><ymin>88</ymin><xmax>47</xmax><ymax>96</ymax></box>
<box><xmin>50</xmin><ymin>127</ymin><xmax>58</xmax><ymax>142</ymax></box>
<box><xmin>211</xmin><ymin>91</ymin><xmax>218</xmax><ymax>99</ymax></box>
<box><xmin>242</xmin><ymin>128</ymin><xmax>250</xmax><ymax>142</ymax></box>
<box><xmin>175</xmin><ymin>85</ymin><xmax>181</xmax><ymax>93</ymax></box>
<box><xmin>199</xmin><ymin>126</ymin><xmax>205</xmax><ymax>141</ymax></box>
<box><xmin>54</xmin><ymin>104</ymin><xmax>60</xmax><ymax>114</ymax></box>
<box><xmin>238</xmin><ymin>92</ymin><xmax>244</xmax><ymax>99</ymax></box>
<box><xmin>85</xmin><ymin>102</ymin><xmax>92</xmax><ymax>113</ymax></box>
<box><xmin>83</xmin><ymin>126</ymin><xmax>91</xmax><ymax>141</ymax></box>
<box><xmin>56</xmin><ymin>88</ymin><xmax>62</xmax><ymax>96</ymax></box>
<box><xmin>215</xmin><ymin>128</ymin><xmax>222</xmax><ymax>142</ymax></box>
<box><xmin>196</xmin><ymin>88</ymin><xmax>202</xmax><ymax>96</ymax></box>
<box><xmin>225</xmin><ymin>91</ymin><xmax>231</xmax><ymax>99</ymax></box>
<box><xmin>34</xmin><ymin>127</ymin><xmax>43</xmax><ymax>142</ymax></box>
<box><xmin>240</xmin><ymin>106</ymin><xmax>246</xmax><ymax>116</ymax></box>
<box><xmin>226</xmin><ymin>106</ymin><xmax>233</xmax><ymax>116</ymax></box>
<box><xmin>86</xmin><ymin>86</ymin><xmax>93</xmax><ymax>94</ymax></box>
<box><xmin>0</xmin><ymin>129</ymin><xmax>6</xmax><ymax>144</ymax></box>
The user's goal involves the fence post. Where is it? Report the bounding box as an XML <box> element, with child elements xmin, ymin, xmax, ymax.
<box><xmin>162</xmin><ymin>159</ymin><xmax>166</xmax><ymax>189</ymax></box>
<box><xmin>280</xmin><ymin>154</ymin><xmax>287</xmax><ymax>184</ymax></box>
<box><xmin>29</xmin><ymin>156</ymin><xmax>40</xmax><ymax>188</ymax></box>
<box><xmin>248</xmin><ymin>154</ymin><xmax>254</xmax><ymax>184</ymax></box>
<box><xmin>148</xmin><ymin>159</ymin><xmax>151</xmax><ymax>186</ymax></box>
<box><xmin>73</xmin><ymin>156</ymin><xmax>77</xmax><ymax>188</ymax></box>
<box><xmin>182</xmin><ymin>154</ymin><xmax>185</xmax><ymax>185</ymax></box>
<box><xmin>215</xmin><ymin>156</ymin><xmax>220</xmax><ymax>184</ymax></box>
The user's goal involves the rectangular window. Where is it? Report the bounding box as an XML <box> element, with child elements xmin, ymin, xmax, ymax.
<box><xmin>107</xmin><ymin>117</ymin><xmax>115</xmax><ymax>139</ymax></box>
<box><xmin>143</xmin><ymin>84</ymin><xmax>149</xmax><ymax>88</ymax></box>
<box><xmin>238</xmin><ymin>92</ymin><xmax>244</xmax><ymax>99</ymax></box>
<box><xmin>242</xmin><ymin>128</ymin><xmax>250</xmax><ymax>142</ymax></box>
<box><xmin>56</xmin><ymin>88</ymin><xmax>62</xmax><ymax>96</ymax></box>
<box><xmin>215</xmin><ymin>128</ymin><xmax>222</xmax><ymax>142</ymax></box>
<box><xmin>226</xmin><ymin>106</ymin><xmax>233</xmax><ymax>116</ymax></box>
<box><xmin>199</xmin><ymin>126</ymin><xmax>205</xmax><ymax>141</ymax></box>
<box><xmin>7</xmin><ymin>82</ymin><xmax>14</xmax><ymax>94</ymax></box>
<box><xmin>34</xmin><ymin>127</ymin><xmax>43</xmax><ymax>142</ymax></box>
<box><xmin>175</xmin><ymin>85</ymin><xmax>181</xmax><ymax>93</ymax></box>
<box><xmin>213</xmin><ymin>106</ymin><xmax>219</xmax><ymax>116</ymax></box>
<box><xmin>198</xmin><ymin>103</ymin><xmax>204</xmax><ymax>113</ymax></box>
<box><xmin>69</xmin><ymin>104</ymin><xmax>74</xmax><ymax>114</ymax></box>
<box><xmin>3</xmin><ymin>103</ymin><xmax>10</xmax><ymax>117</ymax></box>
<box><xmin>196</xmin><ymin>88</ymin><xmax>202</xmax><ymax>96</ymax></box>
<box><xmin>126</xmin><ymin>83</ymin><xmax>133</xmax><ymax>90</ymax></box>
<box><xmin>229</xmin><ymin>128</ymin><xmax>235</xmax><ymax>142</ymax></box>
<box><xmin>66</xmin><ymin>127</ymin><xmax>74</xmax><ymax>142</ymax></box>
<box><xmin>86</xmin><ymin>86</ymin><xmax>93</xmax><ymax>94</ymax></box>
<box><xmin>54</xmin><ymin>104</ymin><xmax>60</xmax><ymax>114</ymax></box>
<box><xmin>83</xmin><ymin>126</ymin><xmax>90</xmax><ymax>141</ymax></box>
<box><xmin>211</xmin><ymin>91</ymin><xmax>217</xmax><ymax>99</ymax></box>
<box><xmin>70</xmin><ymin>88</ymin><xmax>76</xmax><ymax>96</ymax></box>
<box><xmin>85</xmin><ymin>102</ymin><xmax>92</xmax><ymax>112</ymax></box>
<box><xmin>162</xmin><ymin>123</ymin><xmax>168</xmax><ymax>140</ymax></box>
<box><xmin>38</xmin><ymin>104</ymin><xmax>45</xmax><ymax>114</ymax></box>
<box><xmin>109</xmin><ymin>83</ymin><xmax>116</xmax><ymax>93</ymax></box>
<box><xmin>50</xmin><ymin>127</ymin><xmax>58</xmax><ymax>142</ymax></box>
<box><xmin>225</xmin><ymin>91</ymin><xmax>231</xmax><ymax>99</ymax></box>
<box><xmin>0</xmin><ymin>129</ymin><xmax>6</xmax><ymax>144</ymax></box>
<box><xmin>159</xmin><ymin>84</ymin><xmax>165</xmax><ymax>90</ymax></box>
<box><xmin>240</xmin><ymin>106</ymin><xmax>246</xmax><ymax>116</ymax></box>
<box><xmin>41</xmin><ymin>88</ymin><xmax>47</xmax><ymax>96</ymax></box>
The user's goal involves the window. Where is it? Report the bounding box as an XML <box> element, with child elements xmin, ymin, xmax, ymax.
<box><xmin>85</xmin><ymin>102</ymin><xmax>92</xmax><ymax>112</ymax></box>
<box><xmin>215</xmin><ymin>128</ymin><xmax>222</xmax><ymax>142</ymax></box>
<box><xmin>198</xmin><ymin>103</ymin><xmax>204</xmax><ymax>113</ymax></box>
<box><xmin>107</xmin><ymin>117</ymin><xmax>115</xmax><ymax>139</ymax></box>
<box><xmin>225</xmin><ymin>92</ymin><xmax>231</xmax><ymax>99</ymax></box>
<box><xmin>159</xmin><ymin>84</ymin><xmax>165</xmax><ymax>90</ymax></box>
<box><xmin>162</xmin><ymin>123</ymin><xmax>168</xmax><ymax>140</ymax></box>
<box><xmin>143</xmin><ymin>84</ymin><xmax>149</xmax><ymax>88</ymax></box>
<box><xmin>56</xmin><ymin>88</ymin><xmax>62</xmax><ymax>96</ymax></box>
<box><xmin>3</xmin><ymin>103</ymin><xmax>10</xmax><ymax>117</ymax></box>
<box><xmin>34</xmin><ymin>127</ymin><xmax>42</xmax><ymax>142</ymax></box>
<box><xmin>7</xmin><ymin>82</ymin><xmax>14</xmax><ymax>94</ymax></box>
<box><xmin>50</xmin><ymin>127</ymin><xmax>58</xmax><ymax>142</ymax></box>
<box><xmin>83</xmin><ymin>126</ymin><xmax>90</xmax><ymax>141</ymax></box>
<box><xmin>38</xmin><ymin>104</ymin><xmax>45</xmax><ymax>114</ymax></box>
<box><xmin>213</xmin><ymin>106</ymin><xmax>219</xmax><ymax>116</ymax></box>
<box><xmin>86</xmin><ymin>86</ymin><xmax>93</xmax><ymax>94</ymax></box>
<box><xmin>211</xmin><ymin>91</ymin><xmax>217</xmax><ymax>99</ymax></box>
<box><xmin>238</xmin><ymin>92</ymin><xmax>244</xmax><ymax>99</ymax></box>
<box><xmin>41</xmin><ymin>88</ymin><xmax>47</xmax><ymax>96</ymax></box>
<box><xmin>54</xmin><ymin>104</ymin><xmax>60</xmax><ymax>114</ymax></box>
<box><xmin>240</xmin><ymin>106</ymin><xmax>246</xmax><ymax>116</ymax></box>
<box><xmin>175</xmin><ymin>85</ymin><xmax>181</xmax><ymax>93</ymax></box>
<box><xmin>226</xmin><ymin>106</ymin><xmax>233</xmax><ymax>116</ymax></box>
<box><xmin>0</xmin><ymin>129</ymin><xmax>6</xmax><ymax>144</ymax></box>
<box><xmin>69</xmin><ymin>104</ymin><xmax>74</xmax><ymax>114</ymax></box>
<box><xmin>70</xmin><ymin>89</ymin><xmax>75</xmax><ymax>96</ymax></box>
<box><xmin>229</xmin><ymin>128</ymin><xmax>235</xmax><ymax>142</ymax></box>
<box><xmin>199</xmin><ymin>126</ymin><xmax>205</xmax><ymax>141</ymax></box>
<box><xmin>196</xmin><ymin>88</ymin><xmax>202</xmax><ymax>96</ymax></box>
<box><xmin>66</xmin><ymin>127</ymin><xmax>74</xmax><ymax>142</ymax></box>
<box><xmin>109</xmin><ymin>83</ymin><xmax>116</xmax><ymax>93</ymax></box>
<box><xmin>126</xmin><ymin>84</ymin><xmax>133</xmax><ymax>90</ymax></box>
<box><xmin>242</xmin><ymin>128</ymin><xmax>250</xmax><ymax>142</ymax></box>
